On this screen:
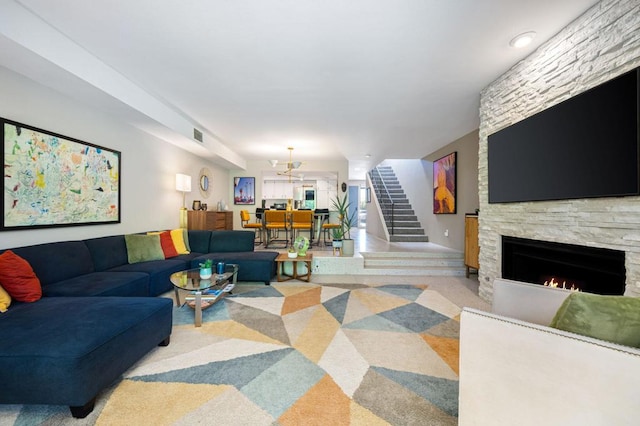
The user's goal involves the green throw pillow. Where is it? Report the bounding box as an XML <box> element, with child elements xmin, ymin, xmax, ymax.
<box><xmin>549</xmin><ymin>292</ymin><xmax>640</xmax><ymax>348</ymax></box>
<box><xmin>125</xmin><ymin>234</ymin><xmax>165</xmax><ymax>264</ymax></box>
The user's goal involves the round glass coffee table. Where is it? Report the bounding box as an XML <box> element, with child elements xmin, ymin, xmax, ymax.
<box><xmin>170</xmin><ymin>264</ymin><xmax>238</xmax><ymax>327</ymax></box>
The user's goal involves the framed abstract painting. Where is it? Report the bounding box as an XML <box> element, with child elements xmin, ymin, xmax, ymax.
<box><xmin>433</xmin><ymin>151</ymin><xmax>457</xmax><ymax>214</ymax></box>
<box><xmin>2</xmin><ymin>118</ymin><xmax>121</xmax><ymax>230</ymax></box>
<box><xmin>234</xmin><ymin>177</ymin><xmax>255</xmax><ymax>205</ymax></box>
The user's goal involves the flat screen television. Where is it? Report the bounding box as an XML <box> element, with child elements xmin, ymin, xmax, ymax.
<box><xmin>488</xmin><ymin>67</ymin><xmax>640</xmax><ymax>203</ymax></box>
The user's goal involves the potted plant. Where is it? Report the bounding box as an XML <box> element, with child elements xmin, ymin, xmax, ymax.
<box><xmin>331</xmin><ymin>193</ymin><xmax>356</xmax><ymax>256</ymax></box>
<box><xmin>199</xmin><ymin>259</ymin><xmax>213</xmax><ymax>279</ymax></box>
<box><xmin>287</xmin><ymin>247</ymin><xmax>298</xmax><ymax>258</ymax></box>
<box><xmin>331</xmin><ymin>227</ymin><xmax>343</xmax><ymax>255</ymax></box>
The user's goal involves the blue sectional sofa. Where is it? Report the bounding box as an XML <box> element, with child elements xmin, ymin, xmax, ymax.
<box><xmin>0</xmin><ymin>229</ymin><xmax>278</xmax><ymax>418</ymax></box>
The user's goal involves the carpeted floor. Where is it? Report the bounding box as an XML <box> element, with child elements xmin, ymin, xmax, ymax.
<box><xmin>1</xmin><ymin>282</ymin><xmax>468</xmax><ymax>425</ymax></box>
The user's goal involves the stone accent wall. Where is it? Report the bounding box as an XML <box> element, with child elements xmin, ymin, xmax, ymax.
<box><xmin>478</xmin><ymin>0</ymin><xmax>640</xmax><ymax>302</ymax></box>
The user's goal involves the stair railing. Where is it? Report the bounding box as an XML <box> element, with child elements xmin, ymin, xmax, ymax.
<box><xmin>369</xmin><ymin>167</ymin><xmax>395</xmax><ymax>235</ymax></box>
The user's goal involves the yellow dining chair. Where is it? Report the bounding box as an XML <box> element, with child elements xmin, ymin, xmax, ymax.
<box><xmin>291</xmin><ymin>210</ymin><xmax>314</xmax><ymax>244</ymax></box>
<box><xmin>240</xmin><ymin>210</ymin><xmax>263</xmax><ymax>245</ymax></box>
<box><xmin>264</xmin><ymin>210</ymin><xmax>290</xmax><ymax>248</ymax></box>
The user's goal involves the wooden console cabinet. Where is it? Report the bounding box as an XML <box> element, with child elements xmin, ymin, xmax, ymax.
<box><xmin>464</xmin><ymin>214</ymin><xmax>479</xmax><ymax>278</ymax></box>
<box><xmin>187</xmin><ymin>210</ymin><xmax>233</xmax><ymax>231</ymax></box>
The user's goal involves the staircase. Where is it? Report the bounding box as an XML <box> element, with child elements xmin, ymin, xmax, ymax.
<box><xmin>369</xmin><ymin>166</ymin><xmax>429</xmax><ymax>242</ymax></box>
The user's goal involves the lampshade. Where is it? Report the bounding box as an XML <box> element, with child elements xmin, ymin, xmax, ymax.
<box><xmin>176</xmin><ymin>173</ymin><xmax>191</xmax><ymax>229</ymax></box>
<box><xmin>175</xmin><ymin>173</ymin><xmax>192</xmax><ymax>192</ymax></box>
<box><xmin>269</xmin><ymin>160</ymin><xmax>278</xmax><ymax>167</ymax></box>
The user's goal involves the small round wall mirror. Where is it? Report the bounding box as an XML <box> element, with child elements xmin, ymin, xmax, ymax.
<box><xmin>198</xmin><ymin>167</ymin><xmax>212</xmax><ymax>198</ymax></box>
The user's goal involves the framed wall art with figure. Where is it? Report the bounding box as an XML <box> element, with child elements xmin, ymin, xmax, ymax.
<box><xmin>433</xmin><ymin>152</ymin><xmax>456</xmax><ymax>214</ymax></box>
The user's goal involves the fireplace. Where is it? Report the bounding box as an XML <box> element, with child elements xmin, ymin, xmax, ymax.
<box><xmin>502</xmin><ymin>236</ymin><xmax>626</xmax><ymax>295</ymax></box>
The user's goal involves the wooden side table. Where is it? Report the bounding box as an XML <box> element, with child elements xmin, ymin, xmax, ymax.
<box><xmin>275</xmin><ymin>253</ymin><xmax>313</xmax><ymax>282</ymax></box>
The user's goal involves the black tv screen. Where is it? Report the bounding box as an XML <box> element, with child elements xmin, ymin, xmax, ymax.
<box><xmin>488</xmin><ymin>68</ymin><xmax>639</xmax><ymax>203</ymax></box>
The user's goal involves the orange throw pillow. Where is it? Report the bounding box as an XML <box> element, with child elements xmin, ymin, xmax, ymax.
<box><xmin>0</xmin><ymin>250</ymin><xmax>42</xmax><ymax>302</ymax></box>
<box><xmin>158</xmin><ymin>231</ymin><xmax>179</xmax><ymax>258</ymax></box>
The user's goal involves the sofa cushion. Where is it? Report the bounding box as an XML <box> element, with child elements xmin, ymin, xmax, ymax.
<box><xmin>550</xmin><ymin>292</ymin><xmax>640</xmax><ymax>348</ymax></box>
<box><xmin>84</xmin><ymin>235</ymin><xmax>129</xmax><ymax>272</ymax></box>
<box><xmin>209</xmin><ymin>230</ymin><xmax>255</xmax><ymax>253</ymax></box>
<box><xmin>187</xmin><ymin>230</ymin><xmax>211</xmax><ymax>254</ymax></box>
<box><xmin>10</xmin><ymin>241</ymin><xmax>95</xmax><ymax>287</ymax></box>
<box><xmin>192</xmin><ymin>251</ymin><xmax>278</xmax><ymax>284</ymax></box>
<box><xmin>173</xmin><ymin>252</ymin><xmax>207</xmax><ymax>263</ymax></box>
<box><xmin>0</xmin><ymin>296</ymin><xmax>172</xmax><ymax>407</ymax></box>
<box><xmin>108</xmin><ymin>258</ymin><xmax>189</xmax><ymax>296</ymax></box>
<box><xmin>124</xmin><ymin>234</ymin><xmax>164</xmax><ymax>263</ymax></box>
<box><xmin>0</xmin><ymin>250</ymin><xmax>42</xmax><ymax>302</ymax></box>
<box><xmin>0</xmin><ymin>284</ymin><xmax>11</xmax><ymax>312</ymax></box>
<box><xmin>42</xmin><ymin>272</ymin><xmax>150</xmax><ymax>297</ymax></box>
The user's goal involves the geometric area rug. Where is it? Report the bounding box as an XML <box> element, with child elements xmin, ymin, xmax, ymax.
<box><xmin>1</xmin><ymin>284</ymin><xmax>461</xmax><ymax>426</ymax></box>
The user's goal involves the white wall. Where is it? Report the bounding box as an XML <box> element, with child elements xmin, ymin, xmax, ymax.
<box><xmin>0</xmin><ymin>66</ymin><xmax>227</xmax><ymax>250</ymax></box>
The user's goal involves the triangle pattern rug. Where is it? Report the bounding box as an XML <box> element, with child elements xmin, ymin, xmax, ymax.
<box><xmin>3</xmin><ymin>283</ymin><xmax>462</xmax><ymax>425</ymax></box>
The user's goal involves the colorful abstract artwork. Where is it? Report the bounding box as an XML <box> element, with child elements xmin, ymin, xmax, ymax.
<box><xmin>433</xmin><ymin>152</ymin><xmax>457</xmax><ymax>214</ymax></box>
<box><xmin>234</xmin><ymin>177</ymin><xmax>255</xmax><ymax>205</ymax></box>
<box><xmin>2</xmin><ymin>118</ymin><xmax>121</xmax><ymax>230</ymax></box>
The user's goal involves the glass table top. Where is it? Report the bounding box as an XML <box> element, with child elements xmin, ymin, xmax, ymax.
<box><xmin>170</xmin><ymin>264</ymin><xmax>238</xmax><ymax>292</ymax></box>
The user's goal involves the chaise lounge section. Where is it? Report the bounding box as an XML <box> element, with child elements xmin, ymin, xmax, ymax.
<box><xmin>0</xmin><ymin>296</ymin><xmax>172</xmax><ymax>418</ymax></box>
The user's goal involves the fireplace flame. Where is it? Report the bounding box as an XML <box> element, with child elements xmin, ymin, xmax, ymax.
<box><xmin>543</xmin><ymin>278</ymin><xmax>581</xmax><ymax>292</ymax></box>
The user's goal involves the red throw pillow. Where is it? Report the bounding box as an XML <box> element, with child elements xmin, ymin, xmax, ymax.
<box><xmin>0</xmin><ymin>250</ymin><xmax>42</xmax><ymax>302</ymax></box>
<box><xmin>158</xmin><ymin>231</ymin><xmax>179</xmax><ymax>258</ymax></box>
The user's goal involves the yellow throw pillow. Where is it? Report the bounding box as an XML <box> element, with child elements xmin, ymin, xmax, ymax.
<box><xmin>0</xmin><ymin>284</ymin><xmax>11</xmax><ymax>313</ymax></box>
<box><xmin>170</xmin><ymin>229</ymin><xmax>190</xmax><ymax>254</ymax></box>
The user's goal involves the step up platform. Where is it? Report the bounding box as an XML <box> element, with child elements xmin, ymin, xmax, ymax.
<box><xmin>310</xmin><ymin>246</ymin><xmax>465</xmax><ymax>276</ymax></box>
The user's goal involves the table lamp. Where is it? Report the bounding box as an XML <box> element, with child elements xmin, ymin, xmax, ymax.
<box><xmin>175</xmin><ymin>173</ymin><xmax>192</xmax><ymax>228</ymax></box>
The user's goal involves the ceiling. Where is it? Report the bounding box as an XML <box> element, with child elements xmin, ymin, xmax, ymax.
<box><xmin>0</xmin><ymin>0</ymin><xmax>600</xmax><ymax>179</ymax></box>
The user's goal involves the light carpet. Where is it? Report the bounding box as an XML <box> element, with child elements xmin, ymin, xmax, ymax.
<box><xmin>1</xmin><ymin>283</ymin><xmax>463</xmax><ymax>425</ymax></box>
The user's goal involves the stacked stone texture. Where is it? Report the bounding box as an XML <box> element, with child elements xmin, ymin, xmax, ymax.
<box><xmin>478</xmin><ymin>0</ymin><xmax>640</xmax><ymax>301</ymax></box>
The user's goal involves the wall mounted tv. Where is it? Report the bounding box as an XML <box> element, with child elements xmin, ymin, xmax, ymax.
<box><xmin>488</xmin><ymin>67</ymin><xmax>639</xmax><ymax>204</ymax></box>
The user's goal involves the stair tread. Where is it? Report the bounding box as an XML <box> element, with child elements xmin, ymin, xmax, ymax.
<box><xmin>371</xmin><ymin>166</ymin><xmax>430</xmax><ymax>242</ymax></box>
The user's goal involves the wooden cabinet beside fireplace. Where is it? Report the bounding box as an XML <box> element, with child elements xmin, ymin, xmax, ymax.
<box><xmin>187</xmin><ymin>210</ymin><xmax>233</xmax><ymax>231</ymax></box>
<box><xmin>464</xmin><ymin>214</ymin><xmax>479</xmax><ymax>277</ymax></box>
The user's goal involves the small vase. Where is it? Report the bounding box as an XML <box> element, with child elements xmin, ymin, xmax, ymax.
<box><xmin>200</xmin><ymin>267</ymin><xmax>212</xmax><ymax>279</ymax></box>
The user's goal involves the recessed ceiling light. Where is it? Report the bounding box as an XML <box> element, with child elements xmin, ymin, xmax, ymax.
<box><xmin>365</xmin><ymin>154</ymin><xmax>371</xmax><ymax>158</ymax></box>
<box><xmin>509</xmin><ymin>31</ymin><xmax>537</xmax><ymax>48</ymax></box>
